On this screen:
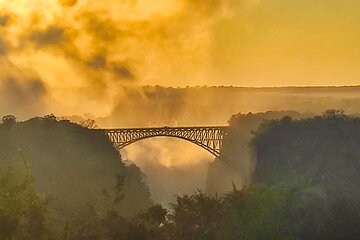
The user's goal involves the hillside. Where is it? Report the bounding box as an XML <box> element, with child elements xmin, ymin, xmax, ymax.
<box><xmin>206</xmin><ymin>110</ymin><xmax>308</xmax><ymax>194</ymax></box>
<box><xmin>252</xmin><ymin>110</ymin><xmax>360</xmax><ymax>201</ymax></box>
<box><xmin>0</xmin><ymin>116</ymin><xmax>153</xmax><ymax>226</ymax></box>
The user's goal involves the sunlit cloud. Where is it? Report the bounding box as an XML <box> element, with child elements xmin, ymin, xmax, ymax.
<box><xmin>0</xmin><ymin>0</ymin><xmax>231</xmax><ymax>117</ymax></box>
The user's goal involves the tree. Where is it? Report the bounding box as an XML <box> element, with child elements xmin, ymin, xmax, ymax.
<box><xmin>321</xmin><ymin>109</ymin><xmax>345</xmax><ymax>119</ymax></box>
<box><xmin>214</xmin><ymin>184</ymin><xmax>296</xmax><ymax>240</ymax></box>
<box><xmin>167</xmin><ymin>191</ymin><xmax>223</xmax><ymax>240</ymax></box>
<box><xmin>136</xmin><ymin>204</ymin><xmax>168</xmax><ymax>240</ymax></box>
<box><xmin>64</xmin><ymin>174</ymin><xmax>151</xmax><ymax>240</ymax></box>
<box><xmin>80</xmin><ymin>119</ymin><xmax>97</xmax><ymax>129</ymax></box>
<box><xmin>1</xmin><ymin>115</ymin><xmax>17</xmax><ymax>126</ymax></box>
<box><xmin>43</xmin><ymin>114</ymin><xmax>57</xmax><ymax>121</ymax></box>
<box><xmin>0</xmin><ymin>166</ymin><xmax>49</xmax><ymax>240</ymax></box>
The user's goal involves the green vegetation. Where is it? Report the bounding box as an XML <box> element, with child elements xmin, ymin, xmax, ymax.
<box><xmin>0</xmin><ymin>164</ymin><xmax>48</xmax><ymax>240</ymax></box>
<box><xmin>208</xmin><ymin>110</ymin><xmax>360</xmax><ymax>239</ymax></box>
<box><xmin>251</xmin><ymin>110</ymin><xmax>360</xmax><ymax>239</ymax></box>
<box><xmin>206</xmin><ymin>110</ymin><xmax>306</xmax><ymax>194</ymax></box>
<box><xmin>0</xmin><ymin>164</ymin><xmax>340</xmax><ymax>240</ymax></box>
<box><xmin>1</xmin><ymin>111</ymin><xmax>360</xmax><ymax>239</ymax></box>
<box><xmin>0</xmin><ymin>115</ymin><xmax>152</xmax><ymax>234</ymax></box>
<box><xmin>252</xmin><ymin>110</ymin><xmax>360</xmax><ymax>200</ymax></box>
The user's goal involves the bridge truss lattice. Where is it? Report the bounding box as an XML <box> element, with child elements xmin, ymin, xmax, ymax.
<box><xmin>104</xmin><ymin>126</ymin><xmax>228</xmax><ymax>157</ymax></box>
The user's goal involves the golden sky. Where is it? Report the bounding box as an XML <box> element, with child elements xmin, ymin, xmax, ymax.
<box><xmin>213</xmin><ymin>0</ymin><xmax>360</xmax><ymax>87</ymax></box>
<box><xmin>0</xmin><ymin>0</ymin><xmax>359</xmax><ymax>116</ymax></box>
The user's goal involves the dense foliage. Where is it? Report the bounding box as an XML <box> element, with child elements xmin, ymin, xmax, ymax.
<box><xmin>1</xmin><ymin>111</ymin><xmax>360</xmax><ymax>239</ymax></box>
<box><xmin>251</xmin><ymin>110</ymin><xmax>360</xmax><ymax>239</ymax></box>
<box><xmin>206</xmin><ymin>111</ymin><xmax>306</xmax><ymax>194</ymax></box>
<box><xmin>252</xmin><ymin>110</ymin><xmax>360</xmax><ymax>200</ymax></box>
<box><xmin>0</xmin><ymin>164</ymin><xmax>48</xmax><ymax>240</ymax></box>
<box><xmin>63</xmin><ymin>181</ymin><xmax>329</xmax><ymax>240</ymax></box>
<box><xmin>0</xmin><ymin>116</ymin><xmax>152</xmax><ymax>233</ymax></box>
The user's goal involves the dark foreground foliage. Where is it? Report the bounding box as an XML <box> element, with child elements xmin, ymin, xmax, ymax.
<box><xmin>63</xmin><ymin>182</ymin><xmax>313</xmax><ymax>240</ymax></box>
<box><xmin>4</xmin><ymin>165</ymin><xmax>358</xmax><ymax>240</ymax></box>
<box><xmin>0</xmin><ymin>164</ymin><xmax>48</xmax><ymax>240</ymax></box>
<box><xmin>43</xmin><ymin>183</ymin><xmax>360</xmax><ymax>240</ymax></box>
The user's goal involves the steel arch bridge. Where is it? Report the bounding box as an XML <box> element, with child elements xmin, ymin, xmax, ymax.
<box><xmin>104</xmin><ymin>126</ymin><xmax>228</xmax><ymax>157</ymax></box>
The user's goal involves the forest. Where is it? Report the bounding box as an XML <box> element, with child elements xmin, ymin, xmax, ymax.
<box><xmin>1</xmin><ymin>110</ymin><xmax>360</xmax><ymax>239</ymax></box>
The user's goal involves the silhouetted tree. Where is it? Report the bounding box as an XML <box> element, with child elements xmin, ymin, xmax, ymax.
<box><xmin>43</xmin><ymin>114</ymin><xmax>57</xmax><ymax>121</ymax></box>
<box><xmin>0</xmin><ymin>165</ymin><xmax>49</xmax><ymax>240</ymax></box>
<box><xmin>321</xmin><ymin>109</ymin><xmax>345</xmax><ymax>119</ymax></box>
<box><xmin>1</xmin><ymin>115</ymin><xmax>17</xmax><ymax>126</ymax></box>
<box><xmin>80</xmin><ymin>119</ymin><xmax>97</xmax><ymax>129</ymax></box>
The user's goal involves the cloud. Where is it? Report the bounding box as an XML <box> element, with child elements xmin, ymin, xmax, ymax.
<box><xmin>0</xmin><ymin>37</ymin><xmax>9</xmax><ymax>55</ymax></box>
<box><xmin>82</xmin><ymin>12</ymin><xmax>119</xmax><ymax>43</ymax></box>
<box><xmin>0</xmin><ymin>74</ymin><xmax>47</xmax><ymax>118</ymax></box>
<box><xmin>2</xmin><ymin>77</ymin><xmax>46</xmax><ymax>102</ymax></box>
<box><xmin>0</xmin><ymin>0</ymin><xmax>235</xmax><ymax>117</ymax></box>
<box><xmin>112</xmin><ymin>65</ymin><xmax>135</xmax><ymax>80</ymax></box>
<box><xmin>0</xmin><ymin>14</ymin><xmax>10</xmax><ymax>26</ymax></box>
<box><xmin>29</xmin><ymin>26</ymin><xmax>66</xmax><ymax>47</ymax></box>
<box><xmin>58</xmin><ymin>0</ymin><xmax>78</xmax><ymax>8</ymax></box>
<box><xmin>86</xmin><ymin>54</ymin><xmax>107</xmax><ymax>70</ymax></box>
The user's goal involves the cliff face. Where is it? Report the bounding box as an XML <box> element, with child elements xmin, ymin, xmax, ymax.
<box><xmin>0</xmin><ymin>117</ymin><xmax>152</xmax><ymax>224</ymax></box>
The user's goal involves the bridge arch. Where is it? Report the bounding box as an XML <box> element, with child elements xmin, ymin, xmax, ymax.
<box><xmin>104</xmin><ymin>126</ymin><xmax>228</xmax><ymax>157</ymax></box>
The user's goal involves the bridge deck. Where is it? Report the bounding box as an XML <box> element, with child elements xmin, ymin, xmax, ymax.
<box><xmin>104</xmin><ymin>126</ymin><xmax>228</xmax><ymax>131</ymax></box>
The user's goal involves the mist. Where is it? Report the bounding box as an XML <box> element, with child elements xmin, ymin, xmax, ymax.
<box><xmin>0</xmin><ymin>0</ymin><xmax>232</xmax><ymax>118</ymax></box>
<box><xmin>121</xmin><ymin>138</ymin><xmax>212</xmax><ymax>205</ymax></box>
